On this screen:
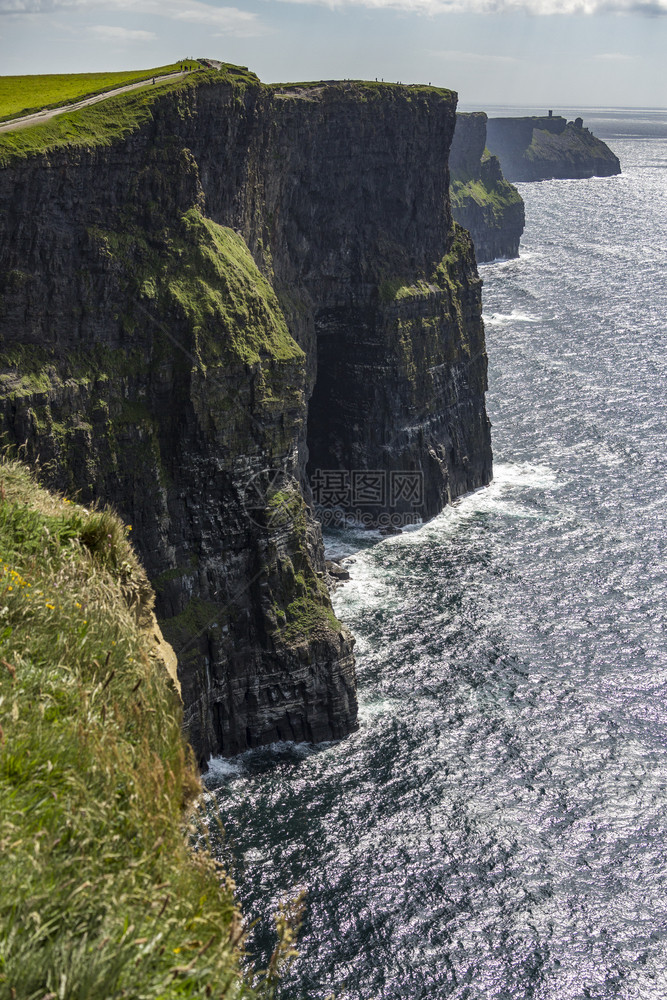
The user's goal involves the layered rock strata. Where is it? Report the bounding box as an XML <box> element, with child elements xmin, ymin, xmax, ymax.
<box><xmin>449</xmin><ymin>111</ymin><xmax>525</xmax><ymax>262</ymax></box>
<box><xmin>0</xmin><ymin>72</ymin><xmax>493</xmax><ymax>761</ymax></box>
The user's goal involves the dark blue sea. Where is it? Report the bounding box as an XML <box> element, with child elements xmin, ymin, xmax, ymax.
<box><xmin>204</xmin><ymin>109</ymin><xmax>667</xmax><ymax>999</ymax></box>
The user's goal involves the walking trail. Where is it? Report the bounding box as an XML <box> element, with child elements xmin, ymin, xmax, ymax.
<box><xmin>0</xmin><ymin>70</ymin><xmax>190</xmax><ymax>135</ymax></box>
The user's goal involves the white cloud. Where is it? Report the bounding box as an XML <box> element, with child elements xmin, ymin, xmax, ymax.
<box><xmin>114</xmin><ymin>0</ymin><xmax>264</xmax><ymax>33</ymax></box>
<box><xmin>593</xmin><ymin>50</ymin><xmax>633</xmax><ymax>58</ymax></box>
<box><xmin>0</xmin><ymin>0</ymin><xmax>266</xmax><ymax>34</ymax></box>
<box><xmin>88</xmin><ymin>22</ymin><xmax>155</xmax><ymax>39</ymax></box>
<box><xmin>269</xmin><ymin>0</ymin><xmax>667</xmax><ymax>12</ymax></box>
<box><xmin>0</xmin><ymin>0</ymin><xmax>63</xmax><ymax>9</ymax></box>
<box><xmin>3</xmin><ymin>0</ymin><xmax>665</xmax><ymax>12</ymax></box>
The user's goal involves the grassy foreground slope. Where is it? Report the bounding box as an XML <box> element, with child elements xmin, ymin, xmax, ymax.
<box><xmin>0</xmin><ymin>62</ymin><xmax>199</xmax><ymax>122</ymax></box>
<box><xmin>0</xmin><ymin>459</ymin><xmax>294</xmax><ymax>999</ymax></box>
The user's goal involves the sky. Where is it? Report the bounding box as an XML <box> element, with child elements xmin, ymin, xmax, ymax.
<box><xmin>0</xmin><ymin>0</ymin><xmax>665</xmax><ymax>109</ymax></box>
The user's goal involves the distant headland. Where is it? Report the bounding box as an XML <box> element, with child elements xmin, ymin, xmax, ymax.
<box><xmin>486</xmin><ymin>112</ymin><xmax>621</xmax><ymax>182</ymax></box>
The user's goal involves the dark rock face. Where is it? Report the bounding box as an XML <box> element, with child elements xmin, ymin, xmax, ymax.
<box><xmin>257</xmin><ymin>86</ymin><xmax>492</xmax><ymax>521</ymax></box>
<box><xmin>0</xmin><ymin>77</ymin><xmax>493</xmax><ymax>761</ymax></box>
<box><xmin>486</xmin><ymin>115</ymin><xmax>621</xmax><ymax>181</ymax></box>
<box><xmin>449</xmin><ymin>112</ymin><xmax>525</xmax><ymax>262</ymax></box>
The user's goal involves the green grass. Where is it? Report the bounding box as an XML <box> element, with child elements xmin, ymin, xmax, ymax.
<box><xmin>279</xmin><ymin>594</ymin><xmax>342</xmax><ymax>644</ymax></box>
<box><xmin>91</xmin><ymin>207</ymin><xmax>304</xmax><ymax>369</ymax></box>
<box><xmin>378</xmin><ymin>224</ymin><xmax>474</xmax><ymax>306</ymax></box>
<box><xmin>0</xmin><ymin>74</ymin><xmax>193</xmax><ymax>166</ymax></box>
<box><xmin>271</xmin><ymin>79</ymin><xmax>455</xmax><ymax>102</ymax></box>
<box><xmin>525</xmin><ymin>122</ymin><xmax>619</xmax><ymax>167</ymax></box>
<box><xmin>169</xmin><ymin>210</ymin><xmax>303</xmax><ymax>366</ymax></box>
<box><xmin>379</xmin><ymin>277</ymin><xmax>438</xmax><ymax>304</ymax></box>
<box><xmin>271</xmin><ymin>539</ymin><xmax>342</xmax><ymax>645</ymax></box>
<box><xmin>0</xmin><ymin>63</ymin><xmax>260</xmax><ymax>166</ymax></box>
<box><xmin>0</xmin><ymin>62</ymin><xmax>199</xmax><ymax>123</ymax></box>
<box><xmin>0</xmin><ymin>458</ymin><xmax>298</xmax><ymax>999</ymax></box>
<box><xmin>450</xmin><ymin>177</ymin><xmax>523</xmax><ymax>219</ymax></box>
<box><xmin>0</xmin><ymin>343</ymin><xmax>141</xmax><ymax>400</ymax></box>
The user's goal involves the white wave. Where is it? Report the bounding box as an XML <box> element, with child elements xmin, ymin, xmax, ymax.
<box><xmin>484</xmin><ymin>309</ymin><xmax>544</xmax><ymax>327</ymax></box>
<box><xmin>479</xmin><ymin>254</ymin><xmax>513</xmax><ymax>265</ymax></box>
<box><xmin>324</xmin><ymin>464</ymin><xmax>555</xmax><ymax>566</ymax></box>
<box><xmin>332</xmin><ymin>462</ymin><xmax>560</xmax><ymax>622</ymax></box>
<box><xmin>491</xmin><ymin>460</ymin><xmax>560</xmax><ymax>490</ymax></box>
<box><xmin>204</xmin><ymin>756</ymin><xmax>244</xmax><ymax>784</ymax></box>
<box><xmin>260</xmin><ymin>739</ymin><xmax>319</xmax><ymax>757</ymax></box>
<box><xmin>358</xmin><ymin>697</ymin><xmax>402</xmax><ymax>720</ymax></box>
<box><xmin>204</xmin><ymin>740</ymin><xmax>328</xmax><ymax>787</ymax></box>
<box><xmin>393</xmin><ymin>461</ymin><xmax>559</xmax><ymax>536</ymax></box>
<box><xmin>323</xmin><ymin>529</ymin><xmax>381</xmax><ymax>560</ymax></box>
<box><xmin>479</xmin><ymin>249</ymin><xmax>538</xmax><ymax>271</ymax></box>
<box><xmin>332</xmin><ymin>559</ymin><xmax>394</xmax><ymax>613</ymax></box>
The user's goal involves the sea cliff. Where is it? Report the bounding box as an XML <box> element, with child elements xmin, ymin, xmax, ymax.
<box><xmin>486</xmin><ymin>114</ymin><xmax>621</xmax><ymax>181</ymax></box>
<box><xmin>449</xmin><ymin>111</ymin><xmax>525</xmax><ymax>261</ymax></box>
<box><xmin>0</xmin><ymin>67</ymin><xmax>492</xmax><ymax>763</ymax></box>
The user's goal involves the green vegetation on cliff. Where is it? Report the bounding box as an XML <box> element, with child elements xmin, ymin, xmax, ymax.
<box><xmin>271</xmin><ymin>79</ymin><xmax>455</xmax><ymax>102</ymax></box>
<box><xmin>0</xmin><ymin>63</ymin><xmax>260</xmax><ymax>166</ymax></box>
<box><xmin>169</xmin><ymin>210</ymin><xmax>304</xmax><ymax>367</ymax></box>
<box><xmin>91</xmin><ymin>208</ymin><xmax>303</xmax><ymax>369</ymax></box>
<box><xmin>0</xmin><ymin>62</ymin><xmax>199</xmax><ymax>123</ymax></box>
<box><xmin>380</xmin><ymin>223</ymin><xmax>474</xmax><ymax>306</ymax></box>
<box><xmin>450</xmin><ymin>175</ymin><xmax>523</xmax><ymax>218</ymax></box>
<box><xmin>0</xmin><ymin>207</ymin><xmax>303</xmax><ymax>445</ymax></box>
<box><xmin>486</xmin><ymin>115</ymin><xmax>620</xmax><ymax>181</ymax></box>
<box><xmin>525</xmin><ymin>121</ymin><xmax>621</xmax><ymax>173</ymax></box>
<box><xmin>0</xmin><ymin>206</ymin><xmax>305</xmax><ymax>491</ymax></box>
<box><xmin>0</xmin><ymin>460</ymin><xmax>296</xmax><ymax>999</ymax></box>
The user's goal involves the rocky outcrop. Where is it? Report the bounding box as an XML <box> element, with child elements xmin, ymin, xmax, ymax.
<box><xmin>0</xmin><ymin>71</ymin><xmax>492</xmax><ymax>762</ymax></box>
<box><xmin>486</xmin><ymin>114</ymin><xmax>621</xmax><ymax>181</ymax></box>
<box><xmin>449</xmin><ymin>111</ymin><xmax>525</xmax><ymax>262</ymax></box>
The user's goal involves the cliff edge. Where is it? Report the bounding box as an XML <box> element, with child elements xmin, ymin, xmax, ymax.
<box><xmin>0</xmin><ymin>67</ymin><xmax>493</xmax><ymax>763</ymax></box>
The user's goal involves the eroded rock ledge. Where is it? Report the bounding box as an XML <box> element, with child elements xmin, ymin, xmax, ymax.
<box><xmin>0</xmin><ymin>71</ymin><xmax>492</xmax><ymax>762</ymax></box>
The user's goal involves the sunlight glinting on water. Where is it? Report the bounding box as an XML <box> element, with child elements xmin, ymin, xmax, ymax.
<box><xmin>206</xmin><ymin>111</ymin><xmax>667</xmax><ymax>1000</ymax></box>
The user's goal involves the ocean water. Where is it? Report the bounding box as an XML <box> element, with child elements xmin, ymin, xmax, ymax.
<box><xmin>204</xmin><ymin>111</ymin><xmax>667</xmax><ymax>999</ymax></box>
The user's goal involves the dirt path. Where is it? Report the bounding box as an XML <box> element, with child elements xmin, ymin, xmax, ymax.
<box><xmin>0</xmin><ymin>71</ymin><xmax>190</xmax><ymax>135</ymax></box>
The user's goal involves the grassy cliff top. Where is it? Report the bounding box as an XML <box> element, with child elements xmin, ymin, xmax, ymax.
<box><xmin>0</xmin><ymin>62</ymin><xmax>260</xmax><ymax>166</ymax></box>
<box><xmin>490</xmin><ymin>114</ymin><xmax>567</xmax><ymax>123</ymax></box>
<box><xmin>271</xmin><ymin>79</ymin><xmax>456</xmax><ymax>102</ymax></box>
<box><xmin>0</xmin><ymin>61</ymin><xmax>200</xmax><ymax>123</ymax></box>
<box><xmin>0</xmin><ymin>64</ymin><xmax>451</xmax><ymax>166</ymax></box>
<box><xmin>0</xmin><ymin>459</ymin><xmax>294</xmax><ymax>998</ymax></box>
